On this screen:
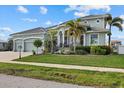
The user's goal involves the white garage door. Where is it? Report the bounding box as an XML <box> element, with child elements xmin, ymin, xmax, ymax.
<box><xmin>24</xmin><ymin>38</ymin><xmax>42</xmax><ymax>52</ymax></box>
<box><xmin>118</xmin><ymin>46</ymin><xmax>124</xmax><ymax>54</ymax></box>
<box><xmin>24</xmin><ymin>42</ymin><xmax>36</xmax><ymax>52</ymax></box>
<box><xmin>15</xmin><ymin>39</ymin><xmax>22</xmax><ymax>52</ymax></box>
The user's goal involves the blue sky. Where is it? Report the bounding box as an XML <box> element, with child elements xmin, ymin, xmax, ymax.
<box><xmin>0</xmin><ymin>5</ymin><xmax>124</xmax><ymax>44</ymax></box>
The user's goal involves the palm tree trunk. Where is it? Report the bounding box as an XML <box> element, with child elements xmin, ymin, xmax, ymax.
<box><xmin>51</xmin><ymin>41</ymin><xmax>54</xmax><ymax>53</ymax></box>
<box><xmin>108</xmin><ymin>35</ymin><xmax>111</xmax><ymax>46</ymax></box>
<box><xmin>51</xmin><ymin>35</ymin><xmax>53</xmax><ymax>54</ymax></box>
<box><xmin>108</xmin><ymin>25</ymin><xmax>112</xmax><ymax>46</ymax></box>
<box><xmin>37</xmin><ymin>47</ymin><xmax>38</xmax><ymax>55</ymax></box>
<box><xmin>74</xmin><ymin>37</ymin><xmax>76</xmax><ymax>53</ymax></box>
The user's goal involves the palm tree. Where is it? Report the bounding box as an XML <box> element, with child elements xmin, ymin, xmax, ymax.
<box><xmin>66</xmin><ymin>18</ymin><xmax>86</xmax><ymax>53</ymax></box>
<box><xmin>48</xmin><ymin>29</ymin><xmax>57</xmax><ymax>53</ymax></box>
<box><xmin>106</xmin><ymin>14</ymin><xmax>123</xmax><ymax>46</ymax></box>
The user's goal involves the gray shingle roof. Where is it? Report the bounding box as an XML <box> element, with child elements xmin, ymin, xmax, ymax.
<box><xmin>10</xmin><ymin>27</ymin><xmax>46</xmax><ymax>36</ymax></box>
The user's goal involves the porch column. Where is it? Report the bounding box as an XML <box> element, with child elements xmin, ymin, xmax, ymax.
<box><xmin>57</xmin><ymin>32</ymin><xmax>60</xmax><ymax>47</ymax></box>
<box><xmin>22</xmin><ymin>39</ymin><xmax>24</xmax><ymax>52</ymax></box>
<box><xmin>62</xmin><ymin>31</ymin><xmax>64</xmax><ymax>47</ymax></box>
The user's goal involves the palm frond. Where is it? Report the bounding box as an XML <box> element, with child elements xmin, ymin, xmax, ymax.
<box><xmin>112</xmin><ymin>22</ymin><xmax>123</xmax><ymax>31</ymax></box>
<box><xmin>66</xmin><ymin>20</ymin><xmax>74</xmax><ymax>27</ymax></box>
<box><xmin>112</xmin><ymin>17</ymin><xmax>123</xmax><ymax>24</ymax></box>
<box><xmin>76</xmin><ymin>18</ymin><xmax>81</xmax><ymax>22</ymax></box>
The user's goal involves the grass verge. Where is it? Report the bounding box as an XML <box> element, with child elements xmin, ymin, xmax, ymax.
<box><xmin>0</xmin><ymin>62</ymin><xmax>124</xmax><ymax>87</ymax></box>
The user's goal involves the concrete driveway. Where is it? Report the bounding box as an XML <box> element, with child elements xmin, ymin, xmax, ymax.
<box><xmin>0</xmin><ymin>51</ymin><xmax>31</xmax><ymax>61</ymax></box>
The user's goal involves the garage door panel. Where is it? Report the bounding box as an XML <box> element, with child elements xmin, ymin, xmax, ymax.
<box><xmin>24</xmin><ymin>42</ymin><xmax>35</xmax><ymax>52</ymax></box>
<box><xmin>24</xmin><ymin>38</ymin><xmax>42</xmax><ymax>52</ymax></box>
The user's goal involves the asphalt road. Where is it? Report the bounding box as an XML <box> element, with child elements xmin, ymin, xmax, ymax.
<box><xmin>0</xmin><ymin>74</ymin><xmax>86</xmax><ymax>88</ymax></box>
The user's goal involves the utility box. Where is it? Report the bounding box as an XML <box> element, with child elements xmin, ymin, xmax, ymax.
<box><xmin>118</xmin><ymin>45</ymin><xmax>124</xmax><ymax>54</ymax></box>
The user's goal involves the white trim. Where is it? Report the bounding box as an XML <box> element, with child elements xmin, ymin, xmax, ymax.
<box><xmin>11</xmin><ymin>32</ymin><xmax>45</xmax><ymax>37</ymax></box>
<box><xmin>98</xmin><ymin>33</ymin><xmax>100</xmax><ymax>45</ymax></box>
<box><xmin>13</xmin><ymin>38</ymin><xmax>23</xmax><ymax>41</ymax></box>
<box><xmin>23</xmin><ymin>37</ymin><xmax>42</xmax><ymax>40</ymax></box>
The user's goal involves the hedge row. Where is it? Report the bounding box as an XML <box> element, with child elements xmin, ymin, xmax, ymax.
<box><xmin>76</xmin><ymin>46</ymin><xmax>111</xmax><ymax>55</ymax></box>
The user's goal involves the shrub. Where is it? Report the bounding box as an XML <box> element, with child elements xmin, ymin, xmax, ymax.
<box><xmin>100</xmin><ymin>46</ymin><xmax>112</xmax><ymax>55</ymax></box>
<box><xmin>76</xmin><ymin>50</ymin><xmax>88</xmax><ymax>55</ymax></box>
<box><xmin>90</xmin><ymin>46</ymin><xmax>97</xmax><ymax>55</ymax></box>
<box><xmin>90</xmin><ymin>46</ymin><xmax>111</xmax><ymax>55</ymax></box>
<box><xmin>76</xmin><ymin>46</ymin><xmax>91</xmax><ymax>55</ymax></box>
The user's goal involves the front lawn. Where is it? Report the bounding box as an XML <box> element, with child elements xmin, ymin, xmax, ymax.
<box><xmin>15</xmin><ymin>54</ymin><xmax>124</xmax><ymax>68</ymax></box>
<box><xmin>0</xmin><ymin>62</ymin><xmax>124</xmax><ymax>87</ymax></box>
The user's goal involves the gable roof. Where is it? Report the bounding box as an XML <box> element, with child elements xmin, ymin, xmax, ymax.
<box><xmin>10</xmin><ymin>27</ymin><xmax>46</xmax><ymax>36</ymax></box>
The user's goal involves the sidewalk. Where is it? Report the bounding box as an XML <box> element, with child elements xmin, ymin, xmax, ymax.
<box><xmin>1</xmin><ymin>61</ymin><xmax>124</xmax><ymax>73</ymax></box>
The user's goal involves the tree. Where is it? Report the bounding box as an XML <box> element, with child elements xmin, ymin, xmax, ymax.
<box><xmin>106</xmin><ymin>14</ymin><xmax>123</xmax><ymax>46</ymax></box>
<box><xmin>6</xmin><ymin>39</ymin><xmax>13</xmax><ymax>51</ymax></box>
<box><xmin>66</xmin><ymin>18</ymin><xmax>86</xmax><ymax>53</ymax></box>
<box><xmin>47</xmin><ymin>29</ymin><xmax>57</xmax><ymax>53</ymax></box>
<box><xmin>33</xmin><ymin>39</ymin><xmax>42</xmax><ymax>54</ymax></box>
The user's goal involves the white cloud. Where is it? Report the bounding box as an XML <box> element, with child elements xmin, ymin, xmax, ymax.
<box><xmin>0</xmin><ymin>27</ymin><xmax>13</xmax><ymax>33</ymax></box>
<box><xmin>120</xmin><ymin>15</ymin><xmax>124</xmax><ymax>20</ymax></box>
<box><xmin>22</xmin><ymin>18</ymin><xmax>38</xmax><ymax>23</ymax></box>
<box><xmin>58</xmin><ymin>21</ymin><xmax>63</xmax><ymax>24</ymax></box>
<box><xmin>65</xmin><ymin>5</ymin><xmax>111</xmax><ymax>17</ymax></box>
<box><xmin>45</xmin><ymin>20</ymin><xmax>52</xmax><ymax>25</ymax></box>
<box><xmin>40</xmin><ymin>6</ymin><xmax>48</xmax><ymax>14</ymax></box>
<box><xmin>64</xmin><ymin>5</ymin><xmax>78</xmax><ymax>13</ymax></box>
<box><xmin>17</xmin><ymin>6</ymin><xmax>28</xmax><ymax>13</ymax></box>
<box><xmin>122</xmin><ymin>24</ymin><xmax>124</xmax><ymax>28</ymax></box>
<box><xmin>82</xmin><ymin>5</ymin><xmax>111</xmax><ymax>12</ymax></box>
<box><xmin>74</xmin><ymin>12</ymin><xmax>88</xmax><ymax>17</ymax></box>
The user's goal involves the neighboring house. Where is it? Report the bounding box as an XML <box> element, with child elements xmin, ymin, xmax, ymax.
<box><xmin>10</xmin><ymin>14</ymin><xmax>109</xmax><ymax>52</ymax></box>
<box><xmin>0</xmin><ymin>39</ymin><xmax>7</xmax><ymax>51</ymax></box>
<box><xmin>111</xmin><ymin>40</ymin><xmax>122</xmax><ymax>52</ymax></box>
<box><xmin>111</xmin><ymin>40</ymin><xmax>122</xmax><ymax>47</ymax></box>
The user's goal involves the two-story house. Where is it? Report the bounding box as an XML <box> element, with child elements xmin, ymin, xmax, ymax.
<box><xmin>10</xmin><ymin>14</ymin><xmax>109</xmax><ymax>52</ymax></box>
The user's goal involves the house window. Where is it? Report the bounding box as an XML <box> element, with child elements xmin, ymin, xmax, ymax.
<box><xmin>96</xmin><ymin>19</ymin><xmax>100</xmax><ymax>24</ymax></box>
<box><xmin>90</xmin><ymin>34</ymin><xmax>98</xmax><ymax>45</ymax></box>
<box><xmin>84</xmin><ymin>20</ymin><xmax>88</xmax><ymax>24</ymax></box>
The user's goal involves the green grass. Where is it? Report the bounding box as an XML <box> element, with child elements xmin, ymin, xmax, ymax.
<box><xmin>1</xmin><ymin>62</ymin><xmax>124</xmax><ymax>87</ymax></box>
<box><xmin>15</xmin><ymin>54</ymin><xmax>124</xmax><ymax>68</ymax></box>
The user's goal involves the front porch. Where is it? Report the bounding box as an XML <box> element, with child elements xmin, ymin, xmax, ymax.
<box><xmin>57</xmin><ymin>30</ymin><xmax>107</xmax><ymax>48</ymax></box>
<box><xmin>57</xmin><ymin>30</ymin><xmax>86</xmax><ymax>48</ymax></box>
